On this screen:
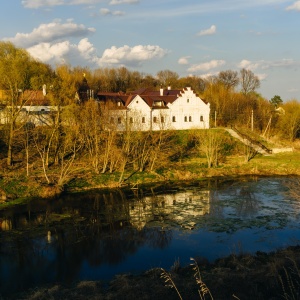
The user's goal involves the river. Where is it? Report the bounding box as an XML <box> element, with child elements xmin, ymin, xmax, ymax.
<box><xmin>0</xmin><ymin>176</ymin><xmax>299</xmax><ymax>298</ymax></box>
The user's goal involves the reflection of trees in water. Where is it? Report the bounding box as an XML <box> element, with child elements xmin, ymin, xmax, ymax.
<box><xmin>206</xmin><ymin>182</ymin><xmax>260</xmax><ymax>219</ymax></box>
<box><xmin>209</xmin><ymin>190</ymin><xmax>224</xmax><ymax>217</ymax></box>
<box><xmin>283</xmin><ymin>177</ymin><xmax>300</xmax><ymax>202</ymax></box>
<box><xmin>143</xmin><ymin>227</ymin><xmax>172</xmax><ymax>249</ymax></box>
<box><xmin>1</xmin><ymin>178</ymin><xmax>284</xmax><ymax>297</ymax></box>
<box><xmin>0</xmin><ymin>184</ymin><xmax>210</xmax><ymax>295</ymax></box>
<box><xmin>236</xmin><ymin>186</ymin><xmax>259</xmax><ymax>217</ymax></box>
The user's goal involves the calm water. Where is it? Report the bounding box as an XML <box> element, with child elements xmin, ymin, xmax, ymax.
<box><xmin>0</xmin><ymin>176</ymin><xmax>300</xmax><ymax>297</ymax></box>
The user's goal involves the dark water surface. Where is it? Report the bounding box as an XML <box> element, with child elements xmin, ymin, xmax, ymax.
<box><xmin>1</xmin><ymin>176</ymin><xmax>300</xmax><ymax>297</ymax></box>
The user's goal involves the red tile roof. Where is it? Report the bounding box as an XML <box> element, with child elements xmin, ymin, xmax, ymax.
<box><xmin>97</xmin><ymin>87</ymin><xmax>184</xmax><ymax>108</ymax></box>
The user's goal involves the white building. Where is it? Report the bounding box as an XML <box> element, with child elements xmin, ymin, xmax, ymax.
<box><xmin>0</xmin><ymin>105</ymin><xmax>57</xmax><ymax>126</ymax></box>
<box><xmin>97</xmin><ymin>87</ymin><xmax>210</xmax><ymax>131</ymax></box>
<box><xmin>0</xmin><ymin>89</ymin><xmax>57</xmax><ymax>126</ymax></box>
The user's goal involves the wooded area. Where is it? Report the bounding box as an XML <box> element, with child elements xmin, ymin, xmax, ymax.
<box><xmin>0</xmin><ymin>41</ymin><xmax>300</xmax><ymax>195</ymax></box>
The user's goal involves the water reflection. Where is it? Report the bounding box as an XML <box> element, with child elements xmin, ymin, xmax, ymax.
<box><xmin>0</xmin><ymin>177</ymin><xmax>300</xmax><ymax>298</ymax></box>
<box><xmin>129</xmin><ymin>188</ymin><xmax>210</xmax><ymax>230</ymax></box>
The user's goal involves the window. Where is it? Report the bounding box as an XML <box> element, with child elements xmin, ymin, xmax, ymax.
<box><xmin>153</xmin><ymin>116</ymin><xmax>157</xmax><ymax>123</ymax></box>
<box><xmin>187</xmin><ymin>98</ymin><xmax>189</xmax><ymax>103</ymax></box>
<box><xmin>184</xmin><ymin>116</ymin><xmax>187</xmax><ymax>122</ymax></box>
<box><xmin>142</xmin><ymin>117</ymin><xmax>145</xmax><ymax>123</ymax></box>
<box><xmin>172</xmin><ymin>116</ymin><xmax>176</xmax><ymax>122</ymax></box>
<box><xmin>154</xmin><ymin>101</ymin><xmax>163</xmax><ymax>106</ymax></box>
<box><xmin>118</xmin><ymin>117</ymin><xmax>122</xmax><ymax>124</ymax></box>
<box><xmin>189</xmin><ymin>116</ymin><xmax>192</xmax><ymax>122</ymax></box>
<box><xmin>161</xmin><ymin>116</ymin><xmax>164</xmax><ymax>123</ymax></box>
<box><xmin>200</xmin><ymin>115</ymin><xmax>204</xmax><ymax>122</ymax></box>
<box><xmin>129</xmin><ymin>117</ymin><xmax>133</xmax><ymax>124</ymax></box>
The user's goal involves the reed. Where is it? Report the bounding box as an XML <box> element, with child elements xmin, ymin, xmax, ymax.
<box><xmin>278</xmin><ymin>258</ymin><xmax>300</xmax><ymax>300</ymax></box>
<box><xmin>160</xmin><ymin>257</ymin><xmax>214</xmax><ymax>300</ymax></box>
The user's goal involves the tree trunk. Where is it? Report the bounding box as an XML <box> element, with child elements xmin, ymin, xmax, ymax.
<box><xmin>7</xmin><ymin>121</ymin><xmax>14</xmax><ymax>166</ymax></box>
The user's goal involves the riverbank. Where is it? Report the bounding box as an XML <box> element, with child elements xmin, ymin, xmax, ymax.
<box><xmin>1</xmin><ymin>160</ymin><xmax>300</xmax><ymax>299</ymax></box>
<box><xmin>1</xmin><ymin>150</ymin><xmax>300</xmax><ymax>205</ymax></box>
<box><xmin>14</xmin><ymin>245</ymin><xmax>300</xmax><ymax>300</ymax></box>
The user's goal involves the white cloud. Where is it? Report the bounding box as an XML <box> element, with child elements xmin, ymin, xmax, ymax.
<box><xmin>27</xmin><ymin>39</ymin><xmax>167</xmax><ymax>68</ymax></box>
<box><xmin>262</xmin><ymin>59</ymin><xmax>296</xmax><ymax>69</ymax></box>
<box><xmin>200</xmin><ymin>72</ymin><xmax>219</xmax><ymax>79</ymax></box>
<box><xmin>27</xmin><ymin>41</ymin><xmax>73</xmax><ymax>64</ymax></box>
<box><xmin>6</xmin><ymin>20</ymin><xmax>95</xmax><ymax>48</ymax></box>
<box><xmin>197</xmin><ymin>25</ymin><xmax>216</xmax><ymax>36</ymax></box>
<box><xmin>100</xmin><ymin>8</ymin><xmax>125</xmax><ymax>16</ymax></box>
<box><xmin>109</xmin><ymin>0</ymin><xmax>139</xmax><ymax>4</ymax></box>
<box><xmin>98</xmin><ymin>45</ymin><xmax>168</xmax><ymax>66</ymax></box>
<box><xmin>28</xmin><ymin>38</ymin><xmax>99</xmax><ymax>66</ymax></box>
<box><xmin>238</xmin><ymin>59</ymin><xmax>260</xmax><ymax>70</ymax></box>
<box><xmin>286</xmin><ymin>1</ymin><xmax>300</xmax><ymax>11</ymax></box>
<box><xmin>77</xmin><ymin>38</ymin><xmax>98</xmax><ymax>61</ymax></box>
<box><xmin>112</xmin><ymin>10</ymin><xmax>125</xmax><ymax>15</ymax></box>
<box><xmin>238</xmin><ymin>59</ymin><xmax>297</xmax><ymax>70</ymax></box>
<box><xmin>100</xmin><ymin>8</ymin><xmax>111</xmax><ymax>15</ymax></box>
<box><xmin>22</xmin><ymin>0</ymin><xmax>103</xmax><ymax>9</ymax></box>
<box><xmin>22</xmin><ymin>0</ymin><xmax>63</xmax><ymax>8</ymax></box>
<box><xmin>22</xmin><ymin>0</ymin><xmax>139</xmax><ymax>8</ymax></box>
<box><xmin>178</xmin><ymin>56</ymin><xmax>190</xmax><ymax>65</ymax></box>
<box><xmin>288</xmin><ymin>88</ymin><xmax>299</xmax><ymax>93</ymax></box>
<box><xmin>256</xmin><ymin>73</ymin><xmax>268</xmax><ymax>81</ymax></box>
<box><xmin>187</xmin><ymin>59</ymin><xmax>225</xmax><ymax>72</ymax></box>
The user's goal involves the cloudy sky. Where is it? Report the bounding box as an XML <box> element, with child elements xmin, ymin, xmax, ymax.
<box><xmin>1</xmin><ymin>0</ymin><xmax>300</xmax><ymax>100</ymax></box>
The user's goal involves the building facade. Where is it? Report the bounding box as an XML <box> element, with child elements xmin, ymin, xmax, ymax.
<box><xmin>97</xmin><ymin>87</ymin><xmax>210</xmax><ymax>131</ymax></box>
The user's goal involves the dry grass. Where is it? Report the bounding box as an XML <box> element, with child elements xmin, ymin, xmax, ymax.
<box><xmin>12</xmin><ymin>246</ymin><xmax>300</xmax><ymax>300</ymax></box>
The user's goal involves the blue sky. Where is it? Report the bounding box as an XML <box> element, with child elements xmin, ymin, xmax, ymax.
<box><xmin>1</xmin><ymin>0</ymin><xmax>300</xmax><ymax>100</ymax></box>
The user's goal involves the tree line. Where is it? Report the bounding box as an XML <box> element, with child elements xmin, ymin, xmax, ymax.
<box><xmin>0</xmin><ymin>41</ymin><xmax>300</xmax><ymax>191</ymax></box>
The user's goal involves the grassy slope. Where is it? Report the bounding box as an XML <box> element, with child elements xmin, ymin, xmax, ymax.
<box><xmin>1</xmin><ymin>127</ymin><xmax>300</xmax><ymax>202</ymax></box>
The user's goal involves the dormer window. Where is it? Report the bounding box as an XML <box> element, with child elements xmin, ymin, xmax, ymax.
<box><xmin>154</xmin><ymin>100</ymin><xmax>163</xmax><ymax>107</ymax></box>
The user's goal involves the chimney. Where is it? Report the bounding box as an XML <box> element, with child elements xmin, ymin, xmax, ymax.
<box><xmin>160</xmin><ymin>87</ymin><xmax>163</xmax><ymax>96</ymax></box>
<box><xmin>42</xmin><ymin>84</ymin><xmax>46</xmax><ymax>96</ymax></box>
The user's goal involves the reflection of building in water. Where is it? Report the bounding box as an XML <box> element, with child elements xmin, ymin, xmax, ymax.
<box><xmin>0</xmin><ymin>219</ymin><xmax>12</xmax><ymax>231</ymax></box>
<box><xmin>129</xmin><ymin>189</ymin><xmax>211</xmax><ymax>230</ymax></box>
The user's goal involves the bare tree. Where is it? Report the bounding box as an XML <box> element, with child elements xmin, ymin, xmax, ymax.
<box><xmin>278</xmin><ymin>100</ymin><xmax>300</xmax><ymax>142</ymax></box>
<box><xmin>156</xmin><ymin>69</ymin><xmax>179</xmax><ymax>87</ymax></box>
<box><xmin>195</xmin><ymin>129</ymin><xmax>224</xmax><ymax>168</ymax></box>
<box><xmin>240</xmin><ymin>68</ymin><xmax>260</xmax><ymax>95</ymax></box>
<box><xmin>0</xmin><ymin>42</ymin><xmax>53</xmax><ymax>166</ymax></box>
<box><xmin>218</xmin><ymin>70</ymin><xmax>239</xmax><ymax>90</ymax></box>
<box><xmin>77</xmin><ymin>100</ymin><xmax>104</xmax><ymax>174</ymax></box>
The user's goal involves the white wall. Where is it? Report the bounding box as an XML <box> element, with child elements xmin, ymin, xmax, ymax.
<box><xmin>168</xmin><ymin>87</ymin><xmax>210</xmax><ymax>130</ymax></box>
<box><xmin>108</xmin><ymin>88</ymin><xmax>210</xmax><ymax>131</ymax></box>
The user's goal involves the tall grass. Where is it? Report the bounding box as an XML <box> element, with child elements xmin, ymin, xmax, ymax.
<box><xmin>160</xmin><ymin>258</ymin><xmax>214</xmax><ymax>300</ymax></box>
